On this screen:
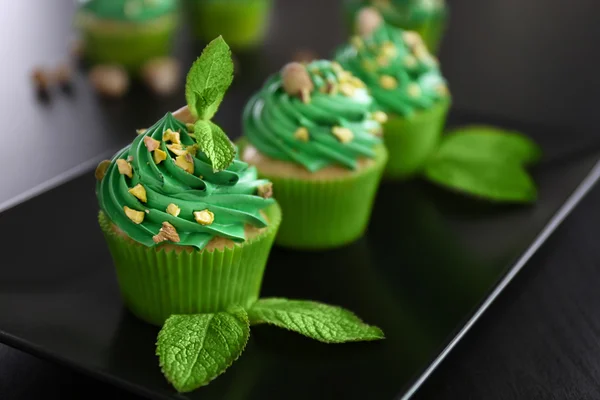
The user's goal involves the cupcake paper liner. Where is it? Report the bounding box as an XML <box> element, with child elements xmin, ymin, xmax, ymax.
<box><xmin>99</xmin><ymin>203</ymin><xmax>281</xmax><ymax>326</ymax></box>
<box><xmin>241</xmin><ymin>141</ymin><xmax>387</xmax><ymax>250</ymax></box>
<box><xmin>383</xmin><ymin>99</ymin><xmax>450</xmax><ymax>179</ymax></box>
<box><xmin>186</xmin><ymin>0</ymin><xmax>272</xmax><ymax>49</ymax></box>
<box><xmin>79</xmin><ymin>14</ymin><xmax>177</xmax><ymax>72</ymax></box>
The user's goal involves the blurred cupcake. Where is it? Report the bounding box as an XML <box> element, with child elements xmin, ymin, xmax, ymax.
<box><xmin>185</xmin><ymin>0</ymin><xmax>273</xmax><ymax>50</ymax></box>
<box><xmin>336</xmin><ymin>8</ymin><xmax>450</xmax><ymax>178</ymax></box>
<box><xmin>344</xmin><ymin>0</ymin><xmax>448</xmax><ymax>53</ymax></box>
<box><xmin>241</xmin><ymin>60</ymin><xmax>388</xmax><ymax>250</ymax></box>
<box><xmin>96</xmin><ymin>112</ymin><xmax>280</xmax><ymax>325</ymax></box>
<box><xmin>76</xmin><ymin>0</ymin><xmax>179</xmax><ymax>72</ymax></box>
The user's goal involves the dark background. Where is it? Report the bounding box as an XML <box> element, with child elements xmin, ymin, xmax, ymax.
<box><xmin>2</xmin><ymin>0</ymin><xmax>600</xmax><ymax>398</ymax></box>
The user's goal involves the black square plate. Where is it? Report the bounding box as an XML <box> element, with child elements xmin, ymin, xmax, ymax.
<box><xmin>2</xmin><ymin>1</ymin><xmax>600</xmax><ymax>399</ymax></box>
<box><xmin>1</xmin><ymin>120</ymin><xmax>599</xmax><ymax>400</ymax></box>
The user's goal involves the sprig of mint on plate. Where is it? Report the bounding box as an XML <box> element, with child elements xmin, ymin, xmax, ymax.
<box><xmin>423</xmin><ymin>125</ymin><xmax>542</xmax><ymax>203</ymax></box>
<box><xmin>185</xmin><ymin>36</ymin><xmax>236</xmax><ymax>172</ymax></box>
<box><xmin>157</xmin><ymin>299</ymin><xmax>384</xmax><ymax>393</ymax></box>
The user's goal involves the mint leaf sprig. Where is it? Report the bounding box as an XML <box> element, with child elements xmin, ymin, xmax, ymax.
<box><xmin>423</xmin><ymin>125</ymin><xmax>542</xmax><ymax>203</ymax></box>
<box><xmin>185</xmin><ymin>36</ymin><xmax>236</xmax><ymax>172</ymax></box>
<box><xmin>156</xmin><ymin>298</ymin><xmax>384</xmax><ymax>393</ymax></box>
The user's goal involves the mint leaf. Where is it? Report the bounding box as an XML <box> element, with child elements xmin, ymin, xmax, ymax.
<box><xmin>439</xmin><ymin>126</ymin><xmax>542</xmax><ymax>165</ymax></box>
<box><xmin>185</xmin><ymin>36</ymin><xmax>234</xmax><ymax>119</ymax></box>
<box><xmin>248</xmin><ymin>298</ymin><xmax>384</xmax><ymax>343</ymax></box>
<box><xmin>424</xmin><ymin>158</ymin><xmax>537</xmax><ymax>203</ymax></box>
<box><xmin>156</xmin><ymin>308</ymin><xmax>250</xmax><ymax>393</ymax></box>
<box><xmin>193</xmin><ymin>120</ymin><xmax>235</xmax><ymax>171</ymax></box>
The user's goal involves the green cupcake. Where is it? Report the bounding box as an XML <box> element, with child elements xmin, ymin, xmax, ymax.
<box><xmin>95</xmin><ymin>39</ymin><xmax>279</xmax><ymax>326</ymax></box>
<box><xmin>76</xmin><ymin>0</ymin><xmax>179</xmax><ymax>72</ymax></box>
<box><xmin>337</xmin><ymin>9</ymin><xmax>450</xmax><ymax>178</ymax></box>
<box><xmin>344</xmin><ymin>0</ymin><xmax>448</xmax><ymax>53</ymax></box>
<box><xmin>185</xmin><ymin>0</ymin><xmax>273</xmax><ymax>49</ymax></box>
<box><xmin>241</xmin><ymin>60</ymin><xmax>388</xmax><ymax>250</ymax></box>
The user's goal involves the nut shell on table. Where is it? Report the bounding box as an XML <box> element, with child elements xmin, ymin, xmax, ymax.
<box><xmin>31</xmin><ymin>68</ymin><xmax>50</xmax><ymax>92</ymax></box>
<box><xmin>88</xmin><ymin>65</ymin><xmax>129</xmax><ymax>98</ymax></box>
<box><xmin>54</xmin><ymin>63</ymin><xmax>72</xmax><ymax>86</ymax></box>
<box><xmin>141</xmin><ymin>57</ymin><xmax>181</xmax><ymax>96</ymax></box>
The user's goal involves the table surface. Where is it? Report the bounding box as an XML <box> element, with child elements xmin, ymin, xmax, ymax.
<box><xmin>3</xmin><ymin>0</ymin><xmax>600</xmax><ymax>399</ymax></box>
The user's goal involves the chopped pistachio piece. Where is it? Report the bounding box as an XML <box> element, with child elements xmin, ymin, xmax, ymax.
<box><xmin>163</xmin><ymin>128</ymin><xmax>181</xmax><ymax>144</ymax></box>
<box><xmin>294</xmin><ymin>127</ymin><xmax>310</xmax><ymax>142</ymax></box>
<box><xmin>376</xmin><ymin>54</ymin><xmax>390</xmax><ymax>67</ymax></box>
<box><xmin>136</xmin><ymin>128</ymin><xmax>147</xmax><ymax>135</ymax></box>
<box><xmin>350</xmin><ymin>76</ymin><xmax>366</xmax><ymax>88</ymax></box>
<box><xmin>166</xmin><ymin>203</ymin><xmax>181</xmax><ymax>217</ymax></box>
<box><xmin>361</xmin><ymin>60</ymin><xmax>377</xmax><ymax>72</ymax></box>
<box><xmin>143</xmin><ymin>136</ymin><xmax>160</xmax><ymax>152</ymax></box>
<box><xmin>153</xmin><ymin>148</ymin><xmax>167</xmax><ymax>164</ymax></box>
<box><xmin>404</xmin><ymin>55</ymin><xmax>418</xmax><ymax>68</ymax></box>
<box><xmin>338</xmin><ymin>70</ymin><xmax>352</xmax><ymax>83</ymax></box>
<box><xmin>175</xmin><ymin>154</ymin><xmax>194</xmax><ymax>174</ymax></box>
<box><xmin>380</xmin><ymin>41</ymin><xmax>397</xmax><ymax>58</ymax></box>
<box><xmin>339</xmin><ymin>83</ymin><xmax>356</xmax><ymax>97</ymax></box>
<box><xmin>408</xmin><ymin>83</ymin><xmax>422</xmax><ymax>97</ymax></box>
<box><xmin>124</xmin><ymin>206</ymin><xmax>144</xmax><ymax>224</ymax></box>
<box><xmin>116</xmin><ymin>159</ymin><xmax>133</xmax><ymax>178</ymax></box>
<box><xmin>373</xmin><ymin>111</ymin><xmax>388</xmax><ymax>124</ymax></box>
<box><xmin>128</xmin><ymin>184</ymin><xmax>147</xmax><ymax>203</ymax></box>
<box><xmin>332</xmin><ymin>126</ymin><xmax>354</xmax><ymax>143</ymax></box>
<box><xmin>379</xmin><ymin>75</ymin><xmax>398</xmax><ymax>90</ymax></box>
<box><xmin>403</xmin><ymin>31</ymin><xmax>423</xmax><ymax>48</ymax></box>
<box><xmin>166</xmin><ymin>143</ymin><xmax>187</xmax><ymax>156</ymax></box>
<box><xmin>258</xmin><ymin>182</ymin><xmax>273</xmax><ymax>199</ymax></box>
<box><xmin>194</xmin><ymin>209</ymin><xmax>214</xmax><ymax>226</ymax></box>
<box><xmin>152</xmin><ymin>221</ymin><xmax>180</xmax><ymax>244</ymax></box>
<box><xmin>331</xmin><ymin>61</ymin><xmax>344</xmax><ymax>74</ymax></box>
<box><xmin>350</xmin><ymin>36</ymin><xmax>364</xmax><ymax>50</ymax></box>
<box><xmin>95</xmin><ymin>160</ymin><xmax>111</xmax><ymax>181</ymax></box>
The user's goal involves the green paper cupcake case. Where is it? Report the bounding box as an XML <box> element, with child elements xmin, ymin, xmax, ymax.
<box><xmin>383</xmin><ymin>98</ymin><xmax>450</xmax><ymax>179</ymax></box>
<box><xmin>99</xmin><ymin>202</ymin><xmax>281</xmax><ymax>326</ymax></box>
<box><xmin>77</xmin><ymin>14</ymin><xmax>178</xmax><ymax>72</ymax></box>
<box><xmin>240</xmin><ymin>141</ymin><xmax>388</xmax><ymax>250</ymax></box>
<box><xmin>186</xmin><ymin>0</ymin><xmax>273</xmax><ymax>49</ymax></box>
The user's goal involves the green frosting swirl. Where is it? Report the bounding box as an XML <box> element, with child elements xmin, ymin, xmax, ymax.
<box><xmin>336</xmin><ymin>23</ymin><xmax>449</xmax><ymax>117</ymax></box>
<box><xmin>78</xmin><ymin>0</ymin><xmax>177</xmax><ymax>22</ymax></box>
<box><xmin>243</xmin><ymin>60</ymin><xmax>383</xmax><ymax>172</ymax></box>
<box><xmin>97</xmin><ymin>113</ymin><xmax>274</xmax><ymax>250</ymax></box>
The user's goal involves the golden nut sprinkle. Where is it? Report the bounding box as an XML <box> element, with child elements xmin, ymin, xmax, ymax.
<box><xmin>332</xmin><ymin>126</ymin><xmax>354</xmax><ymax>143</ymax></box>
<box><xmin>128</xmin><ymin>184</ymin><xmax>147</xmax><ymax>203</ymax></box>
<box><xmin>116</xmin><ymin>159</ymin><xmax>133</xmax><ymax>178</ymax></box>
<box><xmin>153</xmin><ymin>149</ymin><xmax>167</xmax><ymax>164</ymax></box>
<box><xmin>194</xmin><ymin>209</ymin><xmax>215</xmax><ymax>226</ymax></box>
<box><xmin>294</xmin><ymin>127</ymin><xmax>310</xmax><ymax>142</ymax></box>
<box><xmin>124</xmin><ymin>206</ymin><xmax>144</xmax><ymax>224</ymax></box>
<box><xmin>166</xmin><ymin>203</ymin><xmax>181</xmax><ymax>217</ymax></box>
